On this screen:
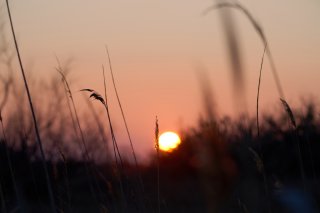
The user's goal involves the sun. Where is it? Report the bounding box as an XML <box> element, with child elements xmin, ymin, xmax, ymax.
<box><xmin>158</xmin><ymin>131</ymin><xmax>181</xmax><ymax>152</ymax></box>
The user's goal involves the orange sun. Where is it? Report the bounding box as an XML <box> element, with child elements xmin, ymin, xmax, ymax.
<box><xmin>158</xmin><ymin>131</ymin><xmax>181</xmax><ymax>152</ymax></box>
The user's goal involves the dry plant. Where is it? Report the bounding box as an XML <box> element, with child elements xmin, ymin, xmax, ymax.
<box><xmin>57</xmin><ymin>67</ymin><xmax>102</xmax><ymax>205</ymax></box>
<box><xmin>203</xmin><ymin>3</ymin><xmax>284</xmax><ymax>211</ymax></box>
<box><xmin>5</xmin><ymin>1</ymin><xmax>56</xmax><ymax>212</ymax></box>
<box><xmin>81</xmin><ymin>66</ymin><xmax>128</xmax><ymax>211</ymax></box>
<box><xmin>83</xmin><ymin>94</ymin><xmax>110</xmax><ymax>159</ymax></box>
<box><xmin>105</xmin><ymin>46</ymin><xmax>147</xmax><ymax>211</ymax></box>
<box><xmin>154</xmin><ymin>116</ymin><xmax>160</xmax><ymax>213</ymax></box>
<box><xmin>256</xmin><ymin>44</ymin><xmax>267</xmax><ymax>137</ymax></box>
<box><xmin>203</xmin><ymin>1</ymin><xmax>285</xmax><ymax>100</ymax></box>
<box><xmin>214</xmin><ymin>0</ymin><xmax>246</xmax><ymax>111</ymax></box>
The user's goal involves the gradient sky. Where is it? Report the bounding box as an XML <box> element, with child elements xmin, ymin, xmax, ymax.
<box><xmin>1</xmin><ymin>0</ymin><xmax>320</xmax><ymax>160</ymax></box>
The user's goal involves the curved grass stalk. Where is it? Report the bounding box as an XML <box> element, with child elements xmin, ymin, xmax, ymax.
<box><xmin>5</xmin><ymin>1</ymin><xmax>56</xmax><ymax>212</ymax></box>
<box><xmin>203</xmin><ymin>1</ymin><xmax>285</xmax><ymax>99</ymax></box>
<box><xmin>83</xmin><ymin>94</ymin><xmax>110</xmax><ymax>159</ymax></box>
<box><xmin>256</xmin><ymin>44</ymin><xmax>267</xmax><ymax>137</ymax></box>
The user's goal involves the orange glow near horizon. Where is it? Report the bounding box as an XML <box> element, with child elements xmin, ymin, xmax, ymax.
<box><xmin>159</xmin><ymin>131</ymin><xmax>181</xmax><ymax>152</ymax></box>
<box><xmin>1</xmin><ymin>0</ymin><xmax>319</xmax><ymax>160</ymax></box>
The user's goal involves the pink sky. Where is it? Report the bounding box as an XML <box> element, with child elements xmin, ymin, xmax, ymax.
<box><xmin>2</xmin><ymin>0</ymin><xmax>320</xmax><ymax>161</ymax></box>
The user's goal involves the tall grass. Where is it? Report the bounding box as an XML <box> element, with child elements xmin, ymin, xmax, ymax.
<box><xmin>101</xmin><ymin>66</ymin><xmax>127</xmax><ymax>211</ymax></box>
<box><xmin>83</xmin><ymin>93</ymin><xmax>110</xmax><ymax>159</ymax></box>
<box><xmin>57</xmin><ymin>69</ymin><xmax>101</xmax><ymax>205</ymax></box>
<box><xmin>155</xmin><ymin>116</ymin><xmax>160</xmax><ymax>213</ymax></box>
<box><xmin>256</xmin><ymin>44</ymin><xmax>267</xmax><ymax>137</ymax></box>
<box><xmin>105</xmin><ymin>46</ymin><xmax>147</xmax><ymax>211</ymax></box>
<box><xmin>81</xmin><ymin>66</ymin><xmax>128</xmax><ymax>211</ymax></box>
<box><xmin>5</xmin><ymin>1</ymin><xmax>56</xmax><ymax>212</ymax></box>
<box><xmin>203</xmin><ymin>1</ymin><xmax>285</xmax><ymax>99</ymax></box>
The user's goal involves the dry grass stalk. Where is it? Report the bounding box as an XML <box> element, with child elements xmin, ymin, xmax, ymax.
<box><xmin>81</xmin><ymin>67</ymin><xmax>127</xmax><ymax>211</ymax></box>
<box><xmin>256</xmin><ymin>44</ymin><xmax>267</xmax><ymax>137</ymax></box>
<box><xmin>105</xmin><ymin>46</ymin><xmax>146</xmax><ymax>210</ymax></box>
<box><xmin>210</xmin><ymin>1</ymin><xmax>246</xmax><ymax>111</ymax></box>
<box><xmin>203</xmin><ymin>1</ymin><xmax>285</xmax><ymax>99</ymax></box>
<box><xmin>5</xmin><ymin>1</ymin><xmax>56</xmax><ymax>212</ymax></box>
<box><xmin>57</xmin><ymin>70</ymin><xmax>91</xmax><ymax>162</ymax></box>
<box><xmin>280</xmin><ymin>98</ymin><xmax>296</xmax><ymax>129</ymax></box>
<box><xmin>155</xmin><ymin>116</ymin><xmax>160</xmax><ymax>213</ymax></box>
<box><xmin>105</xmin><ymin>46</ymin><xmax>139</xmax><ymax>164</ymax></box>
<box><xmin>83</xmin><ymin>94</ymin><xmax>110</xmax><ymax>159</ymax></box>
<box><xmin>100</xmin><ymin>66</ymin><xmax>125</xmax><ymax>169</ymax></box>
<box><xmin>57</xmin><ymin>68</ymin><xmax>100</xmax><ymax>205</ymax></box>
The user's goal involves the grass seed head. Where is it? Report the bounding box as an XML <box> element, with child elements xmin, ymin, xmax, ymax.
<box><xmin>280</xmin><ymin>98</ymin><xmax>296</xmax><ymax>128</ymax></box>
<box><xmin>155</xmin><ymin>116</ymin><xmax>159</xmax><ymax>151</ymax></box>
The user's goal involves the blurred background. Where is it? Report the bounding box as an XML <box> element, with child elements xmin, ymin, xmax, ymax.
<box><xmin>0</xmin><ymin>0</ymin><xmax>320</xmax><ymax>212</ymax></box>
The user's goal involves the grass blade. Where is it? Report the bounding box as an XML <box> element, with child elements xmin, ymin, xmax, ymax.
<box><xmin>256</xmin><ymin>44</ymin><xmax>267</xmax><ymax>137</ymax></box>
<box><xmin>5</xmin><ymin>1</ymin><xmax>56</xmax><ymax>212</ymax></box>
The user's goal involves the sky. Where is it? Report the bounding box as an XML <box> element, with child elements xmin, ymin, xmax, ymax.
<box><xmin>1</xmin><ymin>0</ymin><xmax>320</xmax><ymax>161</ymax></box>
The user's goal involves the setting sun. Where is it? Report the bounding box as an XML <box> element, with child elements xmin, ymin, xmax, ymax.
<box><xmin>159</xmin><ymin>131</ymin><xmax>181</xmax><ymax>152</ymax></box>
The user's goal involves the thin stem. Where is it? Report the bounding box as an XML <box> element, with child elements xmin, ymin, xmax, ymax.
<box><xmin>256</xmin><ymin>44</ymin><xmax>267</xmax><ymax>137</ymax></box>
<box><xmin>203</xmin><ymin>2</ymin><xmax>285</xmax><ymax>99</ymax></box>
<box><xmin>84</xmin><ymin>95</ymin><xmax>110</xmax><ymax>159</ymax></box>
<box><xmin>5</xmin><ymin>1</ymin><xmax>56</xmax><ymax>212</ymax></box>
<box><xmin>105</xmin><ymin>46</ymin><xmax>146</xmax><ymax>211</ymax></box>
<box><xmin>105</xmin><ymin>46</ymin><xmax>139</xmax><ymax>170</ymax></box>
<box><xmin>102</xmin><ymin>66</ymin><xmax>124</xmax><ymax>167</ymax></box>
<box><xmin>155</xmin><ymin>117</ymin><xmax>160</xmax><ymax>213</ymax></box>
<box><xmin>57</xmin><ymin>70</ymin><xmax>99</xmax><ymax>204</ymax></box>
<box><xmin>102</xmin><ymin>66</ymin><xmax>127</xmax><ymax>211</ymax></box>
<box><xmin>255</xmin><ymin>44</ymin><xmax>271</xmax><ymax>213</ymax></box>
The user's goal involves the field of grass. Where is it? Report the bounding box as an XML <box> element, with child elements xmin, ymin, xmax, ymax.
<box><xmin>0</xmin><ymin>1</ymin><xmax>319</xmax><ymax>213</ymax></box>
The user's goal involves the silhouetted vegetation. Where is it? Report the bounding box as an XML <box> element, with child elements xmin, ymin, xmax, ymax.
<box><xmin>1</xmin><ymin>100</ymin><xmax>320</xmax><ymax>212</ymax></box>
<box><xmin>1</xmin><ymin>1</ymin><xmax>319</xmax><ymax>212</ymax></box>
